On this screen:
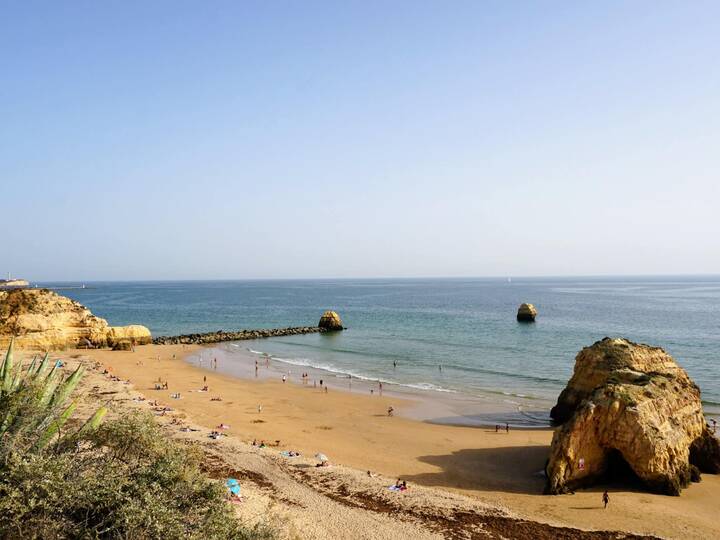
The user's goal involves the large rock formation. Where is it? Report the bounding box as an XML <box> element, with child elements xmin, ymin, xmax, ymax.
<box><xmin>516</xmin><ymin>303</ymin><xmax>537</xmax><ymax>322</ymax></box>
<box><xmin>318</xmin><ymin>310</ymin><xmax>344</xmax><ymax>331</ymax></box>
<box><xmin>0</xmin><ymin>288</ymin><xmax>151</xmax><ymax>350</ymax></box>
<box><xmin>545</xmin><ymin>338</ymin><xmax>720</xmax><ymax>495</ymax></box>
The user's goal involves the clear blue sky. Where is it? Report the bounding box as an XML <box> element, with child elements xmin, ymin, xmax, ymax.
<box><xmin>2</xmin><ymin>1</ymin><xmax>719</xmax><ymax>280</ymax></box>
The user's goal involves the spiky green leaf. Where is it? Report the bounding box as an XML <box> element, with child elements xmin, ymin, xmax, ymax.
<box><xmin>25</xmin><ymin>355</ymin><xmax>38</xmax><ymax>377</ymax></box>
<box><xmin>2</xmin><ymin>338</ymin><xmax>15</xmax><ymax>392</ymax></box>
<box><xmin>48</xmin><ymin>365</ymin><xmax>84</xmax><ymax>410</ymax></box>
<box><xmin>78</xmin><ymin>406</ymin><xmax>107</xmax><ymax>436</ymax></box>
<box><xmin>35</xmin><ymin>401</ymin><xmax>77</xmax><ymax>451</ymax></box>
<box><xmin>32</xmin><ymin>353</ymin><xmax>50</xmax><ymax>380</ymax></box>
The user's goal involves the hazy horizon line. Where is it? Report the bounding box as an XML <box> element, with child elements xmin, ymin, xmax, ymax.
<box><xmin>26</xmin><ymin>272</ymin><xmax>720</xmax><ymax>283</ymax></box>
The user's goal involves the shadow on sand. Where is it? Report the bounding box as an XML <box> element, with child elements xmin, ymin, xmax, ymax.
<box><xmin>403</xmin><ymin>445</ymin><xmax>550</xmax><ymax>494</ymax></box>
<box><xmin>403</xmin><ymin>445</ymin><xmax>655</xmax><ymax>497</ymax></box>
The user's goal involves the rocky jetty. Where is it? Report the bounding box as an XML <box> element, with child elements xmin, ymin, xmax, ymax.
<box><xmin>0</xmin><ymin>288</ymin><xmax>151</xmax><ymax>350</ymax></box>
<box><xmin>152</xmin><ymin>326</ymin><xmax>325</xmax><ymax>345</ymax></box>
<box><xmin>318</xmin><ymin>310</ymin><xmax>344</xmax><ymax>331</ymax></box>
<box><xmin>516</xmin><ymin>303</ymin><xmax>537</xmax><ymax>322</ymax></box>
<box><xmin>545</xmin><ymin>337</ymin><xmax>720</xmax><ymax>496</ymax></box>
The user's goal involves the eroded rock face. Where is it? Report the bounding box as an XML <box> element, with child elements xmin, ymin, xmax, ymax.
<box><xmin>516</xmin><ymin>303</ymin><xmax>537</xmax><ymax>322</ymax></box>
<box><xmin>545</xmin><ymin>337</ymin><xmax>720</xmax><ymax>496</ymax></box>
<box><xmin>318</xmin><ymin>310</ymin><xmax>344</xmax><ymax>331</ymax></box>
<box><xmin>0</xmin><ymin>288</ymin><xmax>151</xmax><ymax>350</ymax></box>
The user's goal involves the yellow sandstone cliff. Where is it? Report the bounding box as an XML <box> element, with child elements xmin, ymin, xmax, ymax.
<box><xmin>0</xmin><ymin>288</ymin><xmax>151</xmax><ymax>350</ymax></box>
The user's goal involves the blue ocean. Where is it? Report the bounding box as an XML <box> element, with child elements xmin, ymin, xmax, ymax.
<box><xmin>45</xmin><ymin>277</ymin><xmax>720</xmax><ymax>425</ymax></box>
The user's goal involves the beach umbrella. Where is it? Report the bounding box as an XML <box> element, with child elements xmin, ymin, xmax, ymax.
<box><xmin>226</xmin><ymin>478</ymin><xmax>241</xmax><ymax>495</ymax></box>
<box><xmin>315</xmin><ymin>453</ymin><xmax>329</xmax><ymax>462</ymax></box>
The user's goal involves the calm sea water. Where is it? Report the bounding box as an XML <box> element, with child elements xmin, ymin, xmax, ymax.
<box><xmin>44</xmin><ymin>277</ymin><xmax>720</xmax><ymax>424</ymax></box>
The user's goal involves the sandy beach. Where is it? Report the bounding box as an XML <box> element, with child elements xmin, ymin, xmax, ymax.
<box><xmin>56</xmin><ymin>344</ymin><xmax>720</xmax><ymax>539</ymax></box>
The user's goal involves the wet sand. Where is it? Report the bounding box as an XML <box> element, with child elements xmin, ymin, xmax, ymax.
<box><xmin>62</xmin><ymin>344</ymin><xmax>720</xmax><ymax>539</ymax></box>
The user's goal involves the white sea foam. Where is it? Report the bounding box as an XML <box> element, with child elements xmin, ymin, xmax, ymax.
<box><xmin>404</xmin><ymin>382</ymin><xmax>457</xmax><ymax>393</ymax></box>
<box><xmin>245</xmin><ymin>348</ymin><xmax>458</xmax><ymax>395</ymax></box>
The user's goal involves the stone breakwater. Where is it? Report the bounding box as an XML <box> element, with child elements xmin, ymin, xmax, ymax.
<box><xmin>152</xmin><ymin>326</ymin><xmax>327</xmax><ymax>345</ymax></box>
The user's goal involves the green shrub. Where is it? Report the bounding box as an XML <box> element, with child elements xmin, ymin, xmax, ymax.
<box><xmin>0</xmin><ymin>341</ymin><xmax>273</xmax><ymax>540</ymax></box>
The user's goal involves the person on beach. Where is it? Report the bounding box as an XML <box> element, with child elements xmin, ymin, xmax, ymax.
<box><xmin>319</xmin><ymin>379</ymin><xmax>323</xmax><ymax>387</ymax></box>
<box><xmin>203</xmin><ymin>375</ymin><xmax>206</xmax><ymax>383</ymax></box>
<box><xmin>324</xmin><ymin>386</ymin><xmax>328</xmax><ymax>393</ymax></box>
<box><xmin>505</xmin><ymin>423</ymin><xmax>509</xmax><ymax>433</ymax></box>
<box><xmin>602</xmin><ymin>490</ymin><xmax>609</xmax><ymax>509</ymax></box>
<box><xmin>282</xmin><ymin>375</ymin><xmax>286</xmax><ymax>383</ymax></box>
<box><xmin>257</xmin><ymin>404</ymin><xmax>262</xmax><ymax>413</ymax></box>
<box><xmin>379</xmin><ymin>381</ymin><xmax>383</xmax><ymax>395</ymax></box>
<box><xmin>712</xmin><ymin>419</ymin><xmax>717</xmax><ymax>434</ymax></box>
<box><xmin>388</xmin><ymin>406</ymin><xmax>394</xmax><ymax>417</ymax></box>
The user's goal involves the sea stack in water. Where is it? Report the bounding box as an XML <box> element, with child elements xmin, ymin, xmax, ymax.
<box><xmin>545</xmin><ymin>337</ymin><xmax>720</xmax><ymax>496</ymax></box>
<box><xmin>516</xmin><ymin>303</ymin><xmax>537</xmax><ymax>322</ymax></box>
<box><xmin>0</xmin><ymin>288</ymin><xmax>151</xmax><ymax>350</ymax></box>
<box><xmin>318</xmin><ymin>310</ymin><xmax>344</xmax><ymax>331</ymax></box>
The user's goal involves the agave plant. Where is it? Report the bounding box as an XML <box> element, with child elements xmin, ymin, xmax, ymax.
<box><xmin>0</xmin><ymin>338</ymin><xmax>107</xmax><ymax>454</ymax></box>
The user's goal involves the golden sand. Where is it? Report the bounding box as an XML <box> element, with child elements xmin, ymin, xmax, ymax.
<box><xmin>61</xmin><ymin>344</ymin><xmax>720</xmax><ymax>539</ymax></box>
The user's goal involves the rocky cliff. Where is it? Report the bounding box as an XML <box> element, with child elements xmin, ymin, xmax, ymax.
<box><xmin>0</xmin><ymin>288</ymin><xmax>151</xmax><ymax>350</ymax></box>
<box><xmin>545</xmin><ymin>337</ymin><xmax>720</xmax><ymax>495</ymax></box>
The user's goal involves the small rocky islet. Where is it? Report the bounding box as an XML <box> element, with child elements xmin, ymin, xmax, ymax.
<box><xmin>516</xmin><ymin>303</ymin><xmax>537</xmax><ymax>322</ymax></box>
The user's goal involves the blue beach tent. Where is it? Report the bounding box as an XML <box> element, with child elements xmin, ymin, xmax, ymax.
<box><xmin>226</xmin><ymin>478</ymin><xmax>241</xmax><ymax>495</ymax></box>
